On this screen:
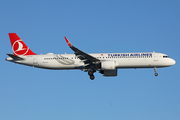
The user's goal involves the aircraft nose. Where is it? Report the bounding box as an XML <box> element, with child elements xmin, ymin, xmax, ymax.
<box><xmin>169</xmin><ymin>58</ymin><xmax>176</xmax><ymax>66</ymax></box>
<box><xmin>164</xmin><ymin>58</ymin><xmax>176</xmax><ymax>66</ymax></box>
<box><xmin>172</xmin><ymin>59</ymin><xmax>176</xmax><ymax>65</ymax></box>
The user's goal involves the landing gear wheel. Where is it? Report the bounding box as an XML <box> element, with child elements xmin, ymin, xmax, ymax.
<box><xmin>90</xmin><ymin>75</ymin><xmax>95</xmax><ymax>80</ymax></box>
<box><xmin>88</xmin><ymin>71</ymin><xmax>93</xmax><ymax>76</ymax></box>
<box><xmin>155</xmin><ymin>73</ymin><xmax>158</xmax><ymax>76</ymax></box>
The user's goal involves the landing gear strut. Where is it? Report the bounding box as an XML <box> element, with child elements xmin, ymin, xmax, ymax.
<box><xmin>154</xmin><ymin>67</ymin><xmax>158</xmax><ymax>76</ymax></box>
<box><xmin>88</xmin><ymin>70</ymin><xmax>95</xmax><ymax>80</ymax></box>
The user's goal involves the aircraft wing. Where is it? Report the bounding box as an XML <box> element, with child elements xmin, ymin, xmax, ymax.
<box><xmin>64</xmin><ymin>37</ymin><xmax>100</xmax><ymax>65</ymax></box>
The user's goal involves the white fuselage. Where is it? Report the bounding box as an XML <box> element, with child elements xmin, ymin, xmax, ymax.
<box><xmin>6</xmin><ymin>52</ymin><xmax>176</xmax><ymax>70</ymax></box>
<box><xmin>7</xmin><ymin>33</ymin><xmax>176</xmax><ymax>79</ymax></box>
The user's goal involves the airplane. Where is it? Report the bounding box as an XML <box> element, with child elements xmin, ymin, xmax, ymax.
<box><xmin>6</xmin><ymin>33</ymin><xmax>176</xmax><ymax>80</ymax></box>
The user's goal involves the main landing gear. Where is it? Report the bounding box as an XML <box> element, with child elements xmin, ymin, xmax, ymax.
<box><xmin>154</xmin><ymin>67</ymin><xmax>158</xmax><ymax>76</ymax></box>
<box><xmin>88</xmin><ymin>70</ymin><xmax>95</xmax><ymax>80</ymax></box>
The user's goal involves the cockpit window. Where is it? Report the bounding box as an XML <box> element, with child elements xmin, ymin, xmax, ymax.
<box><xmin>163</xmin><ymin>56</ymin><xmax>169</xmax><ymax>58</ymax></box>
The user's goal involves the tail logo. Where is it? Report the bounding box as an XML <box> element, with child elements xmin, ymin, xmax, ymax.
<box><xmin>12</xmin><ymin>40</ymin><xmax>29</xmax><ymax>56</ymax></box>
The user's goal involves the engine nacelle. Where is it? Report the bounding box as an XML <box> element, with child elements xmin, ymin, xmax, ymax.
<box><xmin>103</xmin><ymin>69</ymin><xmax>117</xmax><ymax>76</ymax></box>
<box><xmin>100</xmin><ymin>61</ymin><xmax>117</xmax><ymax>76</ymax></box>
<box><xmin>101</xmin><ymin>60</ymin><xmax>116</xmax><ymax>70</ymax></box>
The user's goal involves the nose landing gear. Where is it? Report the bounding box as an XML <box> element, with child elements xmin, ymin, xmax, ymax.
<box><xmin>154</xmin><ymin>67</ymin><xmax>158</xmax><ymax>76</ymax></box>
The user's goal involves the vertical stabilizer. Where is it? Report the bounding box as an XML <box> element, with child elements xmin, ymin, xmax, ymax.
<box><xmin>8</xmin><ymin>33</ymin><xmax>37</xmax><ymax>56</ymax></box>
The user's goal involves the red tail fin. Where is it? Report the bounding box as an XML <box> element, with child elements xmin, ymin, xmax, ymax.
<box><xmin>8</xmin><ymin>33</ymin><xmax>37</xmax><ymax>56</ymax></box>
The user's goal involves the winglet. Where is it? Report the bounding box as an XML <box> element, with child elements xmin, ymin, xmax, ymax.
<box><xmin>64</xmin><ymin>37</ymin><xmax>72</xmax><ymax>47</ymax></box>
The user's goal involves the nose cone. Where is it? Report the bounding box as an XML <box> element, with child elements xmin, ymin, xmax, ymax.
<box><xmin>168</xmin><ymin>58</ymin><xmax>176</xmax><ymax>66</ymax></box>
<box><xmin>171</xmin><ymin>59</ymin><xmax>176</xmax><ymax>65</ymax></box>
<box><xmin>164</xmin><ymin>58</ymin><xmax>176</xmax><ymax>66</ymax></box>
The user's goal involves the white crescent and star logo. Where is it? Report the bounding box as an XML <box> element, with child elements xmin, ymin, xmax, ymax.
<box><xmin>12</xmin><ymin>40</ymin><xmax>29</xmax><ymax>56</ymax></box>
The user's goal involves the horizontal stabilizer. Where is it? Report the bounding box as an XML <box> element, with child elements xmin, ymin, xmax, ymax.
<box><xmin>7</xmin><ymin>54</ymin><xmax>24</xmax><ymax>60</ymax></box>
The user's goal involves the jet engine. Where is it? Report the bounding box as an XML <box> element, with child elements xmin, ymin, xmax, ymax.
<box><xmin>100</xmin><ymin>61</ymin><xmax>117</xmax><ymax>76</ymax></box>
<box><xmin>101</xmin><ymin>60</ymin><xmax>116</xmax><ymax>70</ymax></box>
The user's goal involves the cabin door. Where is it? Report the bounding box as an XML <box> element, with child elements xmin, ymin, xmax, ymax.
<box><xmin>153</xmin><ymin>53</ymin><xmax>158</xmax><ymax>61</ymax></box>
<box><xmin>33</xmin><ymin>56</ymin><xmax>39</xmax><ymax>65</ymax></box>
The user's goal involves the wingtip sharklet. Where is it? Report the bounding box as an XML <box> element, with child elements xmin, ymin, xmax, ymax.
<box><xmin>64</xmin><ymin>37</ymin><xmax>72</xmax><ymax>47</ymax></box>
